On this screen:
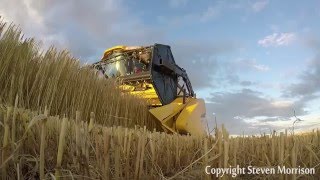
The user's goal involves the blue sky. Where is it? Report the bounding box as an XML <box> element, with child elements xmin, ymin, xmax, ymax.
<box><xmin>1</xmin><ymin>0</ymin><xmax>319</xmax><ymax>134</ymax></box>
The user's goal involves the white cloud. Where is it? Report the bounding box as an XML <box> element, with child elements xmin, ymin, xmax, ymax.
<box><xmin>252</xmin><ymin>0</ymin><xmax>269</xmax><ymax>12</ymax></box>
<box><xmin>236</xmin><ymin>59</ymin><xmax>270</xmax><ymax>72</ymax></box>
<box><xmin>0</xmin><ymin>0</ymin><xmax>45</xmax><ymax>35</ymax></box>
<box><xmin>253</xmin><ymin>64</ymin><xmax>270</xmax><ymax>71</ymax></box>
<box><xmin>258</xmin><ymin>33</ymin><xmax>296</xmax><ymax>47</ymax></box>
<box><xmin>0</xmin><ymin>0</ymin><xmax>165</xmax><ymax>60</ymax></box>
<box><xmin>271</xmin><ymin>100</ymin><xmax>294</xmax><ymax>108</ymax></box>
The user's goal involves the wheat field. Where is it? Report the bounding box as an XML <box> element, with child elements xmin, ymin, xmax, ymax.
<box><xmin>1</xmin><ymin>19</ymin><xmax>320</xmax><ymax>179</ymax></box>
<box><xmin>0</xmin><ymin>20</ymin><xmax>160</xmax><ymax>132</ymax></box>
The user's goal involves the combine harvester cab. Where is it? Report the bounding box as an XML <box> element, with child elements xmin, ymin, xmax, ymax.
<box><xmin>93</xmin><ymin>44</ymin><xmax>206</xmax><ymax>136</ymax></box>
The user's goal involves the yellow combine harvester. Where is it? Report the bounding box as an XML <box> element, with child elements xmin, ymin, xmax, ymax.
<box><xmin>93</xmin><ymin>44</ymin><xmax>206</xmax><ymax>136</ymax></box>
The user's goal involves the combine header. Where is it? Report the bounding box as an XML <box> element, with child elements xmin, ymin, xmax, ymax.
<box><xmin>93</xmin><ymin>44</ymin><xmax>206</xmax><ymax>136</ymax></box>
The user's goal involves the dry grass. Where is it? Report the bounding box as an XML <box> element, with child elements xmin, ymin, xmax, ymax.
<box><xmin>0</xmin><ymin>105</ymin><xmax>319</xmax><ymax>179</ymax></box>
<box><xmin>0</xmin><ymin>19</ymin><xmax>159</xmax><ymax>131</ymax></box>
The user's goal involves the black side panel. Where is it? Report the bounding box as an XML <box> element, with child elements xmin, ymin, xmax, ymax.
<box><xmin>151</xmin><ymin>44</ymin><xmax>177</xmax><ymax>105</ymax></box>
